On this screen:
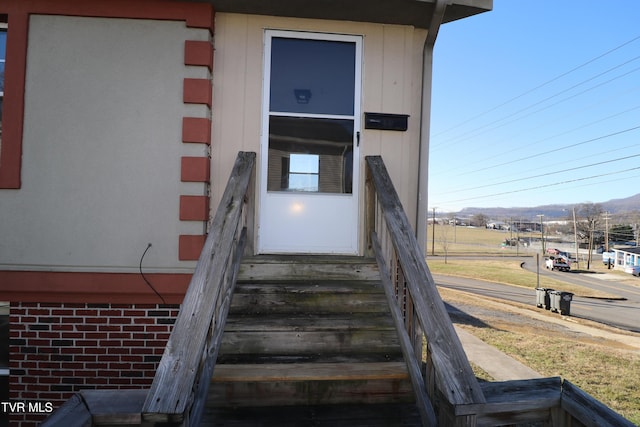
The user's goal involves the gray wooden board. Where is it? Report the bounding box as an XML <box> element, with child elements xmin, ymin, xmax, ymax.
<box><xmin>366</xmin><ymin>155</ymin><xmax>485</xmax><ymax>409</ymax></box>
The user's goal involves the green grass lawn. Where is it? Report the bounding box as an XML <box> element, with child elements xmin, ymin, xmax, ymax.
<box><xmin>424</xmin><ymin>225</ymin><xmax>640</xmax><ymax>423</ymax></box>
<box><xmin>427</xmin><ymin>224</ymin><xmax>537</xmax><ymax>255</ymax></box>
<box><xmin>426</xmin><ymin>258</ymin><xmax>619</xmax><ymax>299</ymax></box>
<box><xmin>462</xmin><ymin>320</ymin><xmax>640</xmax><ymax>424</ymax></box>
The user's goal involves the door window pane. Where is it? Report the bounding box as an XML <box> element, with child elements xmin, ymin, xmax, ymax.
<box><xmin>269</xmin><ymin>37</ymin><xmax>355</xmax><ymax>115</ymax></box>
<box><xmin>288</xmin><ymin>154</ymin><xmax>319</xmax><ymax>192</ymax></box>
<box><xmin>267</xmin><ymin>116</ymin><xmax>353</xmax><ymax>194</ymax></box>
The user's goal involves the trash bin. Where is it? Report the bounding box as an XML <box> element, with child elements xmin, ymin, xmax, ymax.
<box><xmin>549</xmin><ymin>290</ymin><xmax>561</xmax><ymax>313</ymax></box>
<box><xmin>558</xmin><ymin>292</ymin><xmax>573</xmax><ymax>315</ymax></box>
<box><xmin>536</xmin><ymin>288</ymin><xmax>553</xmax><ymax>310</ymax></box>
<box><xmin>535</xmin><ymin>288</ymin><xmax>554</xmax><ymax>310</ymax></box>
<box><xmin>549</xmin><ymin>291</ymin><xmax>573</xmax><ymax>315</ymax></box>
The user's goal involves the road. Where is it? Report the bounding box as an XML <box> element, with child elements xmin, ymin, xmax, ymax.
<box><xmin>433</xmin><ymin>259</ymin><xmax>640</xmax><ymax>333</ymax></box>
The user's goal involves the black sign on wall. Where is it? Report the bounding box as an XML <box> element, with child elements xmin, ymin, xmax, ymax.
<box><xmin>364</xmin><ymin>112</ymin><xmax>409</xmax><ymax>131</ymax></box>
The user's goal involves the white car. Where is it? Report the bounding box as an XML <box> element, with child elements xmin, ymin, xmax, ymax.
<box><xmin>623</xmin><ymin>265</ymin><xmax>640</xmax><ymax>276</ymax></box>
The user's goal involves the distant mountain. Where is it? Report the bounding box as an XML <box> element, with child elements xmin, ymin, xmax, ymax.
<box><xmin>457</xmin><ymin>193</ymin><xmax>640</xmax><ymax>220</ymax></box>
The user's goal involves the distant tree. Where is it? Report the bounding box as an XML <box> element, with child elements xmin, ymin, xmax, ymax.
<box><xmin>627</xmin><ymin>210</ymin><xmax>640</xmax><ymax>246</ymax></box>
<box><xmin>471</xmin><ymin>214</ymin><xmax>489</xmax><ymax>228</ymax></box>
<box><xmin>576</xmin><ymin>203</ymin><xmax>604</xmax><ymax>268</ymax></box>
<box><xmin>439</xmin><ymin>223</ymin><xmax>450</xmax><ymax>264</ymax></box>
<box><xmin>610</xmin><ymin>224</ymin><xmax>634</xmax><ymax>242</ymax></box>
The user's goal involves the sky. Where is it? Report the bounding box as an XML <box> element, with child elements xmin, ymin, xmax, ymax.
<box><xmin>429</xmin><ymin>0</ymin><xmax>640</xmax><ymax>213</ymax></box>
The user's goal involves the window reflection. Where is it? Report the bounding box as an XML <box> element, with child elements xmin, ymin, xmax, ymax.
<box><xmin>269</xmin><ymin>37</ymin><xmax>355</xmax><ymax>116</ymax></box>
<box><xmin>267</xmin><ymin>116</ymin><xmax>353</xmax><ymax>194</ymax></box>
<box><xmin>288</xmin><ymin>154</ymin><xmax>319</xmax><ymax>192</ymax></box>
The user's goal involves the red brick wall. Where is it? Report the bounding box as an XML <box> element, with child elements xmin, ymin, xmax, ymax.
<box><xmin>9</xmin><ymin>302</ymin><xmax>179</xmax><ymax>426</ymax></box>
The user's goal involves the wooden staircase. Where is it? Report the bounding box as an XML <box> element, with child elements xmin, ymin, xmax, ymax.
<box><xmin>42</xmin><ymin>153</ymin><xmax>637</xmax><ymax>427</ymax></box>
<box><xmin>201</xmin><ymin>256</ymin><xmax>422</xmax><ymax>426</ymax></box>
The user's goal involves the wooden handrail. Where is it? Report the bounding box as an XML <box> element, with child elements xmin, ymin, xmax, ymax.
<box><xmin>142</xmin><ymin>151</ymin><xmax>256</xmax><ymax>426</ymax></box>
<box><xmin>365</xmin><ymin>156</ymin><xmax>485</xmax><ymax>426</ymax></box>
<box><xmin>42</xmin><ymin>151</ymin><xmax>635</xmax><ymax>426</ymax></box>
<box><xmin>561</xmin><ymin>380</ymin><xmax>636</xmax><ymax>427</ymax></box>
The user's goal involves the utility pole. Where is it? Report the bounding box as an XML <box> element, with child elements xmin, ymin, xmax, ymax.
<box><xmin>537</xmin><ymin>214</ymin><xmax>545</xmax><ymax>255</ymax></box>
<box><xmin>516</xmin><ymin>218</ymin><xmax>520</xmax><ymax>256</ymax></box>
<box><xmin>603</xmin><ymin>211</ymin><xmax>611</xmax><ymax>252</ymax></box>
<box><xmin>572</xmin><ymin>207</ymin><xmax>579</xmax><ymax>268</ymax></box>
<box><xmin>431</xmin><ymin>207</ymin><xmax>437</xmax><ymax>256</ymax></box>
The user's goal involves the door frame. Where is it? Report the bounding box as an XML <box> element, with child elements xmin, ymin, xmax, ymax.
<box><xmin>257</xmin><ymin>29</ymin><xmax>363</xmax><ymax>254</ymax></box>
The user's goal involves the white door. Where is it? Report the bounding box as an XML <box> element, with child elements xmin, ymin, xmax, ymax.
<box><xmin>258</xmin><ymin>31</ymin><xmax>362</xmax><ymax>254</ymax></box>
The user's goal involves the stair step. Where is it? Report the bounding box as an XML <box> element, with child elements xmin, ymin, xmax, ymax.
<box><xmin>220</xmin><ymin>308</ymin><xmax>400</xmax><ymax>357</ymax></box>
<box><xmin>230</xmin><ymin>281</ymin><xmax>389</xmax><ymax>314</ymax></box>
<box><xmin>215</xmin><ymin>353</ymin><xmax>404</xmax><ymax>364</ymax></box>
<box><xmin>223</xmin><ymin>313</ymin><xmax>395</xmax><ymax>332</ymax></box>
<box><xmin>219</xmin><ymin>329</ymin><xmax>401</xmax><ymax>357</ymax></box>
<box><xmin>201</xmin><ymin>403</ymin><xmax>422</xmax><ymax>426</ymax></box>
<box><xmin>238</xmin><ymin>256</ymin><xmax>379</xmax><ymax>282</ymax></box>
<box><xmin>234</xmin><ymin>280</ymin><xmax>385</xmax><ymax>294</ymax></box>
<box><xmin>209</xmin><ymin>363</ymin><xmax>415</xmax><ymax>408</ymax></box>
<box><xmin>212</xmin><ymin>362</ymin><xmax>409</xmax><ymax>382</ymax></box>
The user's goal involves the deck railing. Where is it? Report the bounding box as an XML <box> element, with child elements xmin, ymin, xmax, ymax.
<box><xmin>42</xmin><ymin>152</ymin><xmax>634</xmax><ymax>426</ymax></box>
<box><xmin>365</xmin><ymin>155</ymin><xmax>486</xmax><ymax>426</ymax></box>
<box><xmin>142</xmin><ymin>151</ymin><xmax>255</xmax><ymax>426</ymax></box>
<box><xmin>364</xmin><ymin>155</ymin><xmax>635</xmax><ymax>427</ymax></box>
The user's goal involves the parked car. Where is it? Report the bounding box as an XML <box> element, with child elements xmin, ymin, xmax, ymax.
<box><xmin>545</xmin><ymin>256</ymin><xmax>571</xmax><ymax>272</ymax></box>
<box><xmin>557</xmin><ymin>251</ymin><xmax>577</xmax><ymax>262</ymax></box>
<box><xmin>623</xmin><ymin>265</ymin><xmax>640</xmax><ymax>276</ymax></box>
<box><xmin>602</xmin><ymin>252</ymin><xmax>615</xmax><ymax>266</ymax></box>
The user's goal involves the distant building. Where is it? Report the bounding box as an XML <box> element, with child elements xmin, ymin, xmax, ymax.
<box><xmin>611</xmin><ymin>246</ymin><xmax>640</xmax><ymax>271</ymax></box>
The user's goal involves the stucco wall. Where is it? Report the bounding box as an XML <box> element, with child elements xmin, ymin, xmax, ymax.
<box><xmin>0</xmin><ymin>15</ymin><xmax>210</xmax><ymax>272</ymax></box>
<box><xmin>211</xmin><ymin>13</ymin><xmax>426</xmax><ymax>253</ymax></box>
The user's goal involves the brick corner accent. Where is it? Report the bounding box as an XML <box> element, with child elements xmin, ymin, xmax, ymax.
<box><xmin>182</xmin><ymin>117</ymin><xmax>212</xmax><ymax>144</ymax></box>
<box><xmin>185</xmin><ymin>40</ymin><xmax>213</xmax><ymax>70</ymax></box>
<box><xmin>181</xmin><ymin>157</ymin><xmax>210</xmax><ymax>182</ymax></box>
<box><xmin>179</xmin><ymin>195</ymin><xmax>209</xmax><ymax>221</ymax></box>
<box><xmin>183</xmin><ymin>78</ymin><xmax>212</xmax><ymax>107</ymax></box>
<box><xmin>179</xmin><ymin>235</ymin><xmax>207</xmax><ymax>261</ymax></box>
<box><xmin>179</xmin><ymin>34</ymin><xmax>214</xmax><ymax>262</ymax></box>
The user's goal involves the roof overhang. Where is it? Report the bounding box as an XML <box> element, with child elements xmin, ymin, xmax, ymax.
<box><xmin>188</xmin><ymin>0</ymin><xmax>492</xmax><ymax>28</ymax></box>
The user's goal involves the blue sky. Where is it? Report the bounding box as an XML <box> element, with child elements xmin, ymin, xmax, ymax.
<box><xmin>429</xmin><ymin>0</ymin><xmax>640</xmax><ymax>212</ymax></box>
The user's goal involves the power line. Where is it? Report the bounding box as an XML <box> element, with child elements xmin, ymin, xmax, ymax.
<box><xmin>433</xmin><ymin>103</ymin><xmax>640</xmax><ymax>179</ymax></box>
<box><xmin>439</xmin><ymin>165</ymin><xmax>640</xmax><ymax>205</ymax></box>
<box><xmin>433</xmin><ymin>59</ymin><xmax>640</xmax><ymax>150</ymax></box>
<box><xmin>432</xmin><ymin>34</ymin><xmax>640</xmax><ymax>139</ymax></box>
<box><xmin>446</xmin><ymin>152</ymin><xmax>640</xmax><ymax>194</ymax></box>
<box><xmin>454</xmin><ymin>124</ymin><xmax>640</xmax><ymax>177</ymax></box>
<box><xmin>514</xmin><ymin>141</ymin><xmax>640</xmax><ymax>178</ymax></box>
<box><xmin>429</xmin><ymin>32</ymin><xmax>640</xmax><ymax>209</ymax></box>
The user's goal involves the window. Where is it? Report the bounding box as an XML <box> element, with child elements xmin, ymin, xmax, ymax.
<box><xmin>265</xmin><ymin>35</ymin><xmax>356</xmax><ymax>195</ymax></box>
<box><xmin>287</xmin><ymin>154</ymin><xmax>319</xmax><ymax>192</ymax></box>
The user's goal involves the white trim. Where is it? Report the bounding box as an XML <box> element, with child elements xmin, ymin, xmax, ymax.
<box><xmin>258</xmin><ymin>29</ymin><xmax>363</xmax><ymax>254</ymax></box>
<box><xmin>269</xmin><ymin>111</ymin><xmax>356</xmax><ymax>121</ymax></box>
